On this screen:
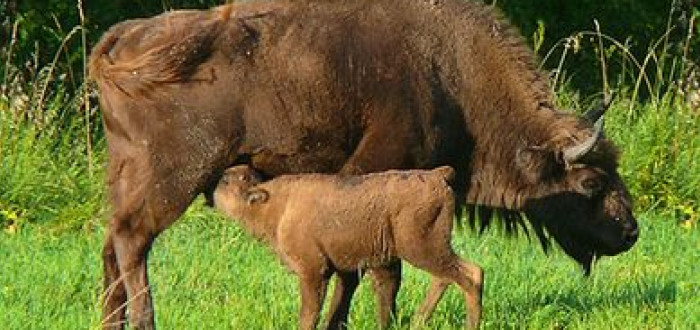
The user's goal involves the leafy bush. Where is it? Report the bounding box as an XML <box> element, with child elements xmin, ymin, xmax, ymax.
<box><xmin>485</xmin><ymin>0</ymin><xmax>698</xmax><ymax>96</ymax></box>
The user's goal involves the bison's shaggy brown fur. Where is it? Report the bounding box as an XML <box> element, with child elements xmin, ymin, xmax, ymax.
<box><xmin>90</xmin><ymin>0</ymin><xmax>638</xmax><ymax>328</ymax></box>
<box><xmin>214</xmin><ymin>165</ymin><xmax>481</xmax><ymax>329</ymax></box>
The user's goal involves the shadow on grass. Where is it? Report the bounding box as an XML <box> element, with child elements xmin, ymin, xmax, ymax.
<box><xmin>490</xmin><ymin>278</ymin><xmax>676</xmax><ymax>327</ymax></box>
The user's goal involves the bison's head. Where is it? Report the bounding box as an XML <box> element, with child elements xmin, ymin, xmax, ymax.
<box><xmin>517</xmin><ymin>98</ymin><xmax>639</xmax><ymax>274</ymax></box>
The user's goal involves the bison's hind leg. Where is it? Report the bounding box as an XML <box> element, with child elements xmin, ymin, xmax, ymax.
<box><xmin>102</xmin><ymin>178</ymin><xmax>193</xmax><ymax>329</ymax></box>
<box><xmin>102</xmin><ymin>235</ymin><xmax>128</xmax><ymax>330</ymax></box>
<box><xmin>106</xmin><ymin>213</ymin><xmax>158</xmax><ymax>330</ymax></box>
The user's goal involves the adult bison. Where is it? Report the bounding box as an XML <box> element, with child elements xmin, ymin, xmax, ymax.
<box><xmin>90</xmin><ymin>0</ymin><xmax>638</xmax><ymax>328</ymax></box>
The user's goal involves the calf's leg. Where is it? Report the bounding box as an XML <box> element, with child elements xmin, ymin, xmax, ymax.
<box><xmin>458</xmin><ymin>260</ymin><xmax>484</xmax><ymax>329</ymax></box>
<box><xmin>326</xmin><ymin>271</ymin><xmax>362</xmax><ymax>330</ymax></box>
<box><xmin>398</xmin><ymin>205</ymin><xmax>483</xmax><ymax>328</ymax></box>
<box><xmin>413</xmin><ymin>259</ymin><xmax>483</xmax><ymax>329</ymax></box>
<box><xmin>415</xmin><ymin>277</ymin><xmax>451</xmax><ymax>322</ymax></box>
<box><xmin>298</xmin><ymin>273</ymin><xmax>330</xmax><ymax>330</ymax></box>
<box><xmin>369</xmin><ymin>261</ymin><xmax>402</xmax><ymax>328</ymax></box>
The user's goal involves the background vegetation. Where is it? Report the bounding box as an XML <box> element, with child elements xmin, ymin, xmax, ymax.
<box><xmin>1</xmin><ymin>0</ymin><xmax>698</xmax><ymax>328</ymax></box>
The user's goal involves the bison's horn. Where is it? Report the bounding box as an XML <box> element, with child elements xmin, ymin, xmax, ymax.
<box><xmin>583</xmin><ymin>91</ymin><xmax>616</xmax><ymax>123</ymax></box>
<box><xmin>564</xmin><ymin>91</ymin><xmax>615</xmax><ymax>164</ymax></box>
<box><xmin>563</xmin><ymin>116</ymin><xmax>604</xmax><ymax>164</ymax></box>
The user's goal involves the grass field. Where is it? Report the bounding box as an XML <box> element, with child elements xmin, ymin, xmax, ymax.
<box><xmin>1</xmin><ymin>203</ymin><xmax>699</xmax><ymax>329</ymax></box>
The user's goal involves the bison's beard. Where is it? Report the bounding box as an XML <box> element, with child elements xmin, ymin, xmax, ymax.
<box><xmin>548</xmin><ymin>229</ymin><xmax>596</xmax><ymax>275</ymax></box>
<box><xmin>519</xmin><ymin>210</ymin><xmax>597</xmax><ymax>275</ymax></box>
<box><xmin>469</xmin><ymin>207</ymin><xmax>598</xmax><ymax>275</ymax></box>
<box><xmin>521</xmin><ymin>196</ymin><xmax>603</xmax><ymax>275</ymax></box>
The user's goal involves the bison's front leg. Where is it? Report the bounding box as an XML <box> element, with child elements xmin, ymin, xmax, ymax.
<box><xmin>326</xmin><ymin>263</ymin><xmax>402</xmax><ymax>329</ymax></box>
<box><xmin>339</xmin><ymin>121</ymin><xmax>416</xmax><ymax>175</ymax></box>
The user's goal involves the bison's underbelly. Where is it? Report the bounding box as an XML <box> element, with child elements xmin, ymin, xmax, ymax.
<box><xmin>242</xmin><ymin>141</ymin><xmax>350</xmax><ymax>175</ymax></box>
<box><xmin>242</xmin><ymin>124</ymin><xmax>462</xmax><ymax>177</ymax></box>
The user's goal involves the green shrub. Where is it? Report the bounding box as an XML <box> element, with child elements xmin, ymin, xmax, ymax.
<box><xmin>485</xmin><ymin>0</ymin><xmax>698</xmax><ymax>97</ymax></box>
<box><xmin>0</xmin><ymin>85</ymin><xmax>106</xmax><ymax>232</ymax></box>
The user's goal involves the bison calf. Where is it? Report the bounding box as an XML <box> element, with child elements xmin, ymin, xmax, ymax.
<box><xmin>213</xmin><ymin>165</ymin><xmax>483</xmax><ymax>329</ymax></box>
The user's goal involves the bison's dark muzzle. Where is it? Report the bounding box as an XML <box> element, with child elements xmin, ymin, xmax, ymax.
<box><xmin>599</xmin><ymin>216</ymin><xmax>638</xmax><ymax>256</ymax></box>
<box><xmin>620</xmin><ymin>219</ymin><xmax>639</xmax><ymax>250</ymax></box>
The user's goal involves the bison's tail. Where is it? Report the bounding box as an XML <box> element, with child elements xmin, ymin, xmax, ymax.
<box><xmin>89</xmin><ymin>3</ymin><xmax>285</xmax><ymax>93</ymax></box>
<box><xmin>432</xmin><ymin>166</ymin><xmax>455</xmax><ymax>183</ymax></box>
<box><xmin>88</xmin><ymin>26</ymin><xmax>119</xmax><ymax>84</ymax></box>
<box><xmin>88</xmin><ymin>18</ymin><xmax>222</xmax><ymax>96</ymax></box>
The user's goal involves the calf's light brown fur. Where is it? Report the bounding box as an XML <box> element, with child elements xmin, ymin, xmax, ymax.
<box><xmin>214</xmin><ymin>165</ymin><xmax>483</xmax><ymax>329</ymax></box>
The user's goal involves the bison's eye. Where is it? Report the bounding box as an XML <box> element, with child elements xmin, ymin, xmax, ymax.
<box><xmin>581</xmin><ymin>178</ymin><xmax>602</xmax><ymax>195</ymax></box>
<box><xmin>238</xmin><ymin>174</ymin><xmax>248</xmax><ymax>182</ymax></box>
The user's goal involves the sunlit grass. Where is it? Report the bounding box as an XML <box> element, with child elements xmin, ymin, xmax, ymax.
<box><xmin>0</xmin><ymin>206</ymin><xmax>696</xmax><ymax>329</ymax></box>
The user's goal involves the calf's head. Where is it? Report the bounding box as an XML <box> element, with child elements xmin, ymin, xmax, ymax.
<box><xmin>214</xmin><ymin>165</ymin><xmax>269</xmax><ymax>215</ymax></box>
<box><xmin>517</xmin><ymin>106</ymin><xmax>638</xmax><ymax>274</ymax></box>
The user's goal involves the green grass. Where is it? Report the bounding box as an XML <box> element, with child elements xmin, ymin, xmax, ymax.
<box><xmin>0</xmin><ymin>89</ymin><xmax>106</xmax><ymax>233</ymax></box>
<box><xmin>1</xmin><ymin>205</ymin><xmax>698</xmax><ymax>329</ymax></box>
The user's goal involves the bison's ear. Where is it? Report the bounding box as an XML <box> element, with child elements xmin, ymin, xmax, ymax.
<box><xmin>245</xmin><ymin>188</ymin><xmax>269</xmax><ymax>205</ymax></box>
<box><xmin>516</xmin><ymin>146</ymin><xmax>562</xmax><ymax>184</ymax></box>
<box><xmin>236</xmin><ymin>19</ymin><xmax>261</xmax><ymax>56</ymax></box>
<box><xmin>217</xmin><ymin>13</ymin><xmax>264</xmax><ymax>60</ymax></box>
<box><xmin>225</xmin><ymin>6</ymin><xmax>280</xmax><ymax>60</ymax></box>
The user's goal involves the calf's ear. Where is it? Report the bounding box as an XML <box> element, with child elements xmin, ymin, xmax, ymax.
<box><xmin>244</xmin><ymin>188</ymin><xmax>269</xmax><ymax>205</ymax></box>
